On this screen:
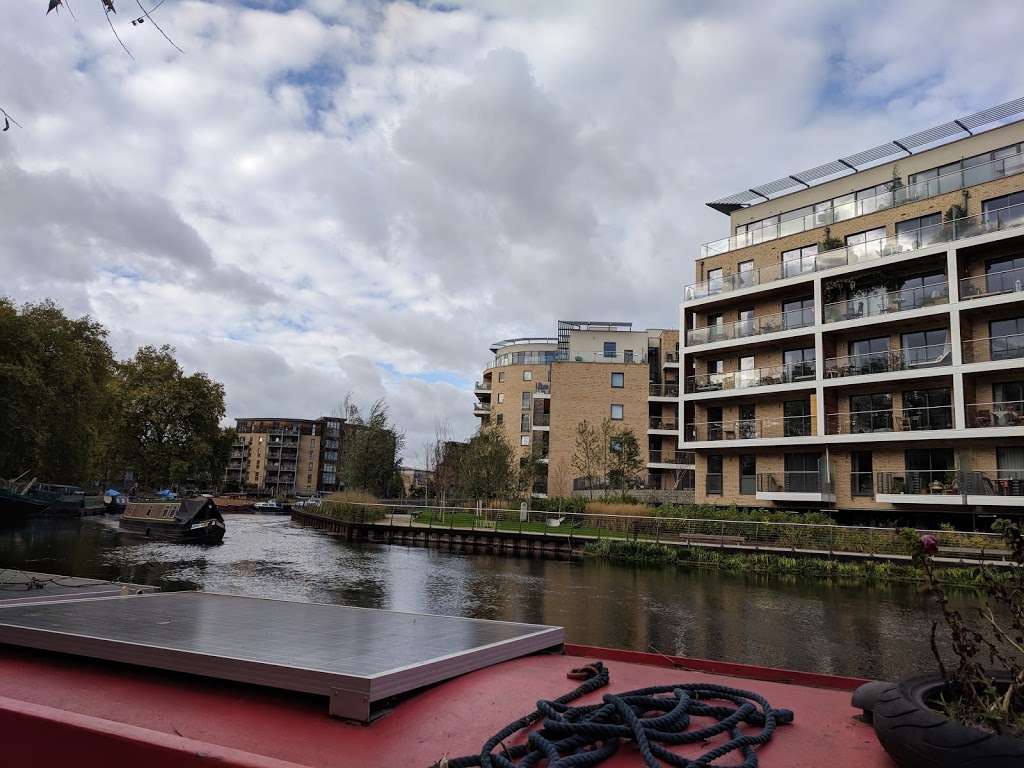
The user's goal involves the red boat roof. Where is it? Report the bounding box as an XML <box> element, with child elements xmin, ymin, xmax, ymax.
<box><xmin>0</xmin><ymin>643</ymin><xmax>891</xmax><ymax>768</ymax></box>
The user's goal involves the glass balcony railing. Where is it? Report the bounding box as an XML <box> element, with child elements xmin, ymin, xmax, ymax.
<box><xmin>699</xmin><ymin>151</ymin><xmax>1024</xmax><ymax>259</ymax></box>
<box><xmin>966</xmin><ymin>400</ymin><xmax>1024</xmax><ymax>428</ymax></box>
<box><xmin>474</xmin><ymin>380</ymin><xmax>491</xmax><ymax>390</ymax></box>
<box><xmin>825</xmin><ymin>404</ymin><xmax>953</xmax><ymax>434</ymax></box>
<box><xmin>757</xmin><ymin>471</ymin><xmax>833</xmax><ymax>494</ymax></box>
<box><xmin>647</xmin><ymin>449</ymin><xmax>695</xmax><ymax>465</ymax></box>
<box><xmin>649</xmin><ymin>382</ymin><xmax>680</xmax><ymax>397</ymax></box>
<box><xmin>534</xmin><ymin>381</ymin><xmax>551</xmax><ymax>394</ymax></box>
<box><xmin>533</xmin><ymin>413</ymin><xmax>550</xmax><ymax>427</ymax></box>
<box><xmin>686</xmin><ymin>307</ymin><xmax>815</xmax><ymax>346</ymax></box>
<box><xmin>876</xmin><ymin>470</ymin><xmax>961</xmax><ymax>496</ymax></box>
<box><xmin>685</xmin><ymin>202</ymin><xmax>1024</xmax><ymax>302</ymax></box>
<box><xmin>824</xmin><ymin>344</ymin><xmax>951</xmax><ymax>378</ymax></box>
<box><xmin>649</xmin><ymin>416</ymin><xmax>679</xmax><ymax>430</ymax></box>
<box><xmin>688</xmin><ymin>415</ymin><xmax>812</xmax><ymax>441</ymax></box>
<box><xmin>960</xmin><ymin>264</ymin><xmax>1024</xmax><ymax>300</ymax></box>
<box><xmin>962</xmin><ymin>470</ymin><xmax>1024</xmax><ymax>497</ymax></box>
<box><xmin>962</xmin><ymin>332</ymin><xmax>1024</xmax><ymax>364</ymax></box>
<box><xmin>474</xmin><ymin>402</ymin><xmax>491</xmax><ymax>412</ymax></box>
<box><xmin>822</xmin><ymin>283</ymin><xmax>948</xmax><ymax>323</ymax></box>
<box><xmin>685</xmin><ymin>360</ymin><xmax>816</xmax><ymax>393</ymax></box>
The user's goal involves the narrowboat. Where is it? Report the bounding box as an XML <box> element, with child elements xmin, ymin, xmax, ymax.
<box><xmin>119</xmin><ymin>498</ymin><xmax>226</xmax><ymax>543</ymax></box>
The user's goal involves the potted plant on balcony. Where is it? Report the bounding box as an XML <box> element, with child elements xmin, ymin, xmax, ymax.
<box><xmin>853</xmin><ymin>522</ymin><xmax>1024</xmax><ymax>767</ymax></box>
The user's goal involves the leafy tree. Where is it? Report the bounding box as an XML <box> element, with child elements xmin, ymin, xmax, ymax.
<box><xmin>608</xmin><ymin>425</ymin><xmax>644</xmax><ymax>491</ymax></box>
<box><xmin>455</xmin><ymin>427</ymin><xmax>516</xmax><ymax>501</ymax></box>
<box><xmin>571</xmin><ymin>419</ymin><xmax>604</xmax><ymax>497</ymax></box>
<box><xmin>341</xmin><ymin>398</ymin><xmax>405</xmax><ymax>497</ymax></box>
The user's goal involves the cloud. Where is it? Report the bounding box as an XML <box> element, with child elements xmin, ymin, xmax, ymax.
<box><xmin>2</xmin><ymin>0</ymin><xmax>1023</xmax><ymax>460</ymax></box>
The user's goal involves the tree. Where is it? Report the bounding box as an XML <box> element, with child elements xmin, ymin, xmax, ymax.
<box><xmin>608</xmin><ymin>426</ymin><xmax>644</xmax><ymax>492</ymax></box>
<box><xmin>113</xmin><ymin>345</ymin><xmax>226</xmax><ymax>489</ymax></box>
<box><xmin>340</xmin><ymin>398</ymin><xmax>405</xmax><ymax>498</ymax></box>
<box><xmin>571</xmin><ymin>420</ymin><xmax>603</xmax><ymax>498</ymax></box>
<box><xmin>455</xmin><ymin>427</ymin><xmax>516</xmax><ymax>501</ymax></box>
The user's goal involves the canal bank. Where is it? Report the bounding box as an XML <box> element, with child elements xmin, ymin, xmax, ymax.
<box><xmin>0</xmin><ymin>512</ymin><xmax>972</xmax><ymax>680</ymax></box>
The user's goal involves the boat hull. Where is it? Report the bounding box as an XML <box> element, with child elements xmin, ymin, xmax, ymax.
<box><xmin>0</xmin><ymin>492</ymin><xmax>47</xmax><ymax>527</ymax></box>
<box><xmin>118</xmin><ymin>518</ymin><xmax>225</xmax><ymax>544</ymax></box>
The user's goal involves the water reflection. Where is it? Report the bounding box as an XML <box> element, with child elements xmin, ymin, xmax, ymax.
<box><xmin>0</xmin><ymin>514</ymin><xmax>964</xmax><ymax>679</ymax></box>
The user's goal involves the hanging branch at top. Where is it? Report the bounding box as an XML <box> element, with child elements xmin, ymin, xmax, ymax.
<box><xmin>48</xmin><ymin>0</ymin><xmax>78</xmax><ymax>21</ymax></box>
<box><xmin>1</xmin><ymin>107</ymin><xmax>25</xmax><ymax>133</ymax></box>
<box><xmin>44</xmin><ymin>0</ymin><xmax>184</xmax><ymax>59</ymax></box>
<box><xmin>100</xmin><ymin>0</ymin><xmax>134</xmax><ymax>59</ymax></box>
<box><xmin>134</xmin><ymin>0</ymin><xmax>183</xmax><ymax>54</ymax></box>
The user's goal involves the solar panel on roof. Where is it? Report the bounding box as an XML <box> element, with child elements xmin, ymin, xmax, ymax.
<box><xmin>960</xmin><ymin>97</ymin><xmax>1024</xmax><ymax>129</ymax></box>
<box><xmin>896</xmin><ymin>121</ymin><xmax>964</xmax><ymax>149</ymax></box>
<box><xmin>0</xmin><ymin>591</ymin><xmax>564</xmax><ymax>721</ymax></box>
<box><xmin>841</xmin><ymin>142</ymin><xmax>903</xmax><ymax>167</ymax></box>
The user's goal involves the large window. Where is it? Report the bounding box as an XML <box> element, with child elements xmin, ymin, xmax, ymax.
<box><xmin>901</xmin><ymin>328</ymin><xmax>949</xmax><ymax>368</ymax></box>
<box><xmin>990</xmin><ymin>317</ymin><xmax>1024</xmax><ymax>361</ymax></box>
<box><xmin>782</xmin><ymin>347</ymin><xmax>815</xmax><ymax>380</ymax></box>
<box><xmin>981</xmin><ymin>191</ymin><xmax>1024</xmax><ymax>227</ymax></box>
<box><xmin>705</xmin><ymin>455</ymin><xmax>723</xmax><ymax>495</ymax></box>
<box><xmin>850</xmin><ymin>393</ymin><xmax>892</xmax><ymax>433</ymax></box>
<box><xmin>737</xmin><ymin>260</ymin><xmax>755</xmax><ymax>288</ymax></box>
<box><xmin>707</xmin><ymin>405</ymin><xmax>723</xmax><ymax>440</ymax></box>
<box><xmin>736</xmin><ymin>308</ymin><xmax>755</xmax><ymax>338</ymax></box>
<box><xmin>740</xmin><ymin>455</ymin><xmax>756</xmax><ymax>495</ymax></box>
<box><xmin>994</xmin><ymin>381</ymin><xmax>1024</xmax><ymax>408</ymax></box>
<box><xmin>851</xmin><ymin>451</ymin><xmax>873</xmax><ymax>497</ymax></box>
<box><xmin>897</xmin><ymin>271</ymin><xmax>946</xmax><ymax>309</ymax></box>
<box><xmin>738</xmin><ymin>404</ymin><xmax>756</xmax><ymax>438</ymax></box>
<box><xmin>985</xmin><ymin>254</ymin><xmax>1024</xmax><ymax>294</ymax></box>
<box><xmin>782</xmin><ymin>296</ymin><xmax>814</xmax><ymax>330</ymax></box>
<box><xmin>848</xmin><ymin>336</ymin><xmax>889</xmax><ymax>374</ymax></box>
<box><xmin>782</xmin><ymin>245</ymin><xmax>818</xmax><ymax>278</ymax></box>
<box><xmin>902</xmin><ymin>388</ymin><xmax>952</xmax><ymax>430</ymax></box>
<box><xmin>784</xmin><ymin>453</ymin><xmax>822</xmax><ymax>492</ymax></box>
<box><xmin>894</xmin><ymin>213</ymin><xmax>941</xmax><ymax>251</ymax></box>
<box><xmin>904</xmin><ymin>449</ymin><xmax>955</xmax><ymax>493</ymax></box>
<box><xmin>845</xmin><ymin>227</ymin><xmax>887</xmax><ymax>262</ymax></box>
<box><xmin>997</xmin><ymin>447</ymin><xmax>1024</xmax><ymax>486</ymax></box>
<box><xmin>520</xmin><ymin>413</ymin><xmax>530</xmax><ymax>432</ymax></box>
<box><xmin>783</xmin><ymin>399</ymin><xmax>811</xmax><ymax>436</ymax></box>
<box><xmin>706</xmin><ymin>268</ymin><xmax>723</xmax><ymax>293</ymax></box>
<box><xmin>521</xmin><ymin>392</ymin><xmax>531</xmax><ymax>410</ymax></box>
<box><xmin>603</xmin><ymin>341</ymin><xmax>617</xmax><ymax>359</ymax></box>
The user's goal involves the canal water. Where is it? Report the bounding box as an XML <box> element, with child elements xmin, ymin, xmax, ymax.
<box><xmin>0</xmin><ymin>514</ymin><xmax>967</xmax><ymax>680</ymax></box>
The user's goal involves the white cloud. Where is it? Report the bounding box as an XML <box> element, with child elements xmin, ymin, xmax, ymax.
<box><xmin>2</xmin><ymin>0</ymin><xmax>1023</xmax><ymax>460</ymax></box>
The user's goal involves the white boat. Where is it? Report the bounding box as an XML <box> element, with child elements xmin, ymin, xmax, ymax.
<box><xmin>253</xmin><ymin>499</ymin><xmax>289</xmax><ymax>515</ymax></box>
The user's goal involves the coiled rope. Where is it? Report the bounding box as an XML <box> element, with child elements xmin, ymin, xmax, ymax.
<box><xmin>437</xmin><ymin>661</ymin><xmax>794</xmax><ymax>768</ymax></box>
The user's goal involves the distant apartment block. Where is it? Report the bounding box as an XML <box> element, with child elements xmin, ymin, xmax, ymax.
<box><xmin>473</xmin><ymin>321</ymin><xmax>693</xmax><ymax>497</ymax></box>
<box><xmin>680</xmin><ymin>99</ymin><xmax>1024</xmax><ymax>516</ymax></box>
<box><xmin>225</xmin><ymin>416</ymin><xmax>353</xmax><ymax>495</ymax></box>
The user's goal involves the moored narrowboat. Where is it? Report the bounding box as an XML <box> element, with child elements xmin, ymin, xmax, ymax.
<box><xmin>119</xmin><ymin>498</ymin><xmax>226</xmax><ymax>543</ymax></box>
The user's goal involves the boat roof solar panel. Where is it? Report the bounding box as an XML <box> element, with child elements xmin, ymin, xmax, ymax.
<box><xmin>707</xmin><ymin>97</ymin><xmax>1024</xmax><ymax>211</ymax></box>
<box><xmin>0</xmin><ymin>591</ymin><xmax>564</xmax><ymax>721</ymax></box>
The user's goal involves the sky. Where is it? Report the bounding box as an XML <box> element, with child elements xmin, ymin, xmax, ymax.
<box><xmin>2</xmin><ymin>0</ymin><xmax>1024</xmax><ymax>464</ymax></box>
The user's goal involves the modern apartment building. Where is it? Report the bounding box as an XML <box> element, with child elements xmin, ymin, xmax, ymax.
<box><xmin>225</xmin><ymin>416</ymin><xmax>349</xmax><ymax>495</ymax></box>
<box><xmin>473</xmin><ymin>321</ymin><xmax>693</xmax><ymax>497</ymax></box>
<box><xmin>680</xmin><ymin>98</ymin><xmax>1024</xmax><ymax>517</ymax></box>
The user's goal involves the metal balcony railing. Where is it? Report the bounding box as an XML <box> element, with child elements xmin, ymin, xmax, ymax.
<box><xmin>962</xmin><ymin>332</ymin><xmax>1024</xmax><ymax>364</ymax></box>
<box><xmin>687</xmin><ymin>307</ymin><xmax>815</xmax><ymax>346</ymax></box>
<box><xmin>960</xmin><ymin>264</ymin><xmax>1024</xmax><ymax>300</ymax></box>
<box><xmin>962</xmin><ymin>470</ymin><xmax>1024</xmax><ymax>497</ymax></box>
<box><xmin>533</xmin><ymin>413</ymin><xmax>550</xmax><ymax>427</ymax></box>
<box><xmin>665</xmin><ymin>351</ymin><xmax>680</xmax><ymax>363</ymax></box>
<box><xmin>698</xmin><ymin>152</ymin><xmax>1024</xmax><ymax>259</ymax></box>
<box><xmin>649</xmin><ymin>382</ymin><xmax>680</xmax><ymax>397</ymax></box>
<box><xmin>474</xmin><ymin>380</ymin><xmax>491</xmax><ymax>391</ymax></box>
<box><xmin>474</xmin><ymin>402</ymin><xmax>491</xmax><ymax>412</ymax></box>
<box><xmin>966</xmin><ymin>400</ymin><xmax>1024</xmax><ymax>428</ymax></box>
<box><xmin>649</xmin><ymin>416</ymin><xmax>679</xmax><ymax>430</ymax></box>
<box><xmin>687</xmin><ymin>415</ymin><xmax>812</xmax><ymax>441</ymax></box>
<box><xmin>647</xmin><ymin>450</ymin><xmax>695</xmax><ymax>465</ymax></box>
<box><xmin>876</xmin><ymin>470</ymin><xmax>962</xmax><ymax>496</ymax></box>
<box><xmin>822</xmin><ymin>283</ymin><xmax>948</xmax><ymax>323</ymax></box>
<box><xmin>685</xmin><ymin>360</ymin><xmax>815</xmax><ymax>393</ymax></box>
<box><xmin>685</xmin><ymin>201</ymin><xmax>1024</xmax><ymax>302</ymax></box>
<box><xmin>756</xmin><ymin>471</ymin><xmax>833</xmax><ymax>494</ymax></box>
<box><xmin>534</xmin><ymin>381</ymin><xmax>551</xmax><ymax>394</ymax></box>
<box><xmin>824</xmin><ymin>344</ymin><xmax>951</xmax><ymax>378</ymax></box>
<box><xmin>826</xmin><ymin>404</ymin><xmax>953</xmax><ymax>434</ymax></box>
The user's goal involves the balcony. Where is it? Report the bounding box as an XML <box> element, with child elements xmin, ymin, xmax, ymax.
<box><xmin>474</xmin><ymin>380</ymin><xmax>491</xmax><ymax>391</ymax></box>
<box><xmin>875</xmin><ymin>470</ymin><xmax>963</xmax><ymax>504</ymax></box>
<box><xmin>756</xmin><ymin>471</ymin><xmax>835</xmax><ymax>503</ymax></box>
<box><xmin>492</xmin><ymin>350</ymin><xmax>560</xmax><ymax>367</ymax></box>
<box><xmin>686</xmin><ymin>307</ymin><xmax>815</xmax><ymax>346</ymax></box>
<box><xmin>684</xmin><ymin>201</ymin><xmax>1024</xmax><ymax>302</ymax></box>
<box><xmin>649</xmin><ymin>382</ymin><xmax>679</xmax><ymax>397</ymax></box>
<box><xmin>966</xmin><ymin>400</ymin><xmax>1024</xmax><ymax>428</ymax></box>
<box><xmin>962</xmin><ymin>332</ymin><xmax>1024</xmax><ymax>364</ymax></box>
<box><xmin>648</xmin><ymin>450</ymin><xmax>694</xmax><ymax>466</ymax></box>
<box><xmin>824</xmin><ymin>344</ymin><xmax>951</xmax><ymax>379</ymax></box>
<box><xmin>649</xmin><ymin>416</ymin><xmax>679</xmax><ymax>431</ymax></box>
<box><xmin>699</xmin><ymin>152</ymin><xmax>1024</xmax><ymax>259</ymax></box>
<box><xmin>534</xmin><ymin>381</ymin><xmax>551</xmax><ymax>396</ymax></box>
<box><xmin>960</xmin><ymin>264</ymin><xmax>1024</xmax><ymax>301</ymax></box>
<box><xmin>533</xmin><ymin>413</ymin><xmax>550</xmax><ymax>427</ymax></box>
<box><xmin>685</xmin><ymin>360</ymin><xmax>815</xmax><ymax>394</ymax></box>
<box><xmin>826</xmin><ymin>404</ymin><xmax>953</xmax><ymax>435</ymax></box>
<box><xmin>822</xmin><ymin>283</ymin><xmax>948</xmax><ymax>324</ymax></box>
<box><xmin>473</xmin><ymin>402</ymin><xmax>491</xmax><ymax>413</ymax></box>
<box><xmin>665</xmin><ymin>351</ymin><xmax>680</xmax><ymax>363</ymax></box>
<box><xmin>687</xmin><ymin>415</ymin><xmax>812</xmax><ymax>441</ymax></box>
<box><xmin>962</xmin><ymin>471</ymin><xmax>1024</xmax><ymax>505</ymax></box>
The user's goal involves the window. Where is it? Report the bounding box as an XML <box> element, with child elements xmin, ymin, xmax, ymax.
<box><xmin>895</xmin><ymin>213</ymin><xmax>941</xmax><ymax>250</ymax></box>
<box><xmin>897</xmin><ymin>271</ymin><xmax>946</xmax><ymax>309</ymax></box>
<box><xmin>782</xmin><ymin>297</ymin><xmax>814</xmax><ymax>329</ymax></box>
<box><xmin>624</xmin><ymin>350</ymin><xmax>635</xmax><ymax>364</ymax></box>
<box><xmin>736</xmin><ymin>355</ymin><xmax>756</xmax><ymax>388</ymax></box>
<box><xmin>783</xmin><ymin>399</ymin><xmax>812</xmax><ymax>436</ymax></box>
<box><xmin>845</xmin><ymin>227</ymin><xmax>887</xmax><ymax>262</ymax></box>
<box><xmin>497</xmin><ymin>392</ymin><xmax>505</xmax><ymax>404</ymax></box>
<box><xmin>982</xmin><ymin>191</ymin><xmax>1024</xmax><ymax>227</ymax></box>
<box><xmin>738</xmin><ymin>404</ymin><xmax>756</xmax><ymax>439</ymax></box>
<box><xmin>523</xmin><ymin>370</ymin><xmax>532</xmax><ymax>381</ymax></box>
<box><xmin>904</xmin><ymin>448</ymin><xmax>954</xmax><ymax>492</ymax></box>
<box><xmin>736</xmin><ymin>308</ymin><xmax>755</xmax><ymax>338</ymax></box>
<box><xmin>707</xmin><ymin>313</ymin><xmax>725</xmax><ymax>341</ymax></box>
<box><xmin>603</xmin><ymin>341</ymin><xmax>617</xmax><ymax>359</ymax></box>
<box><xmin>990</xmin><ymin>318</ymin><xmax>1024</xmax><ymax>361</ymax></box>
<box><xmin>849</xmin><ymin>336</ymin><xmax>889</xmax><ymax>374</ymax></box>
<box><xmin>985</xmin><ymin>254</ymin><xmax>1024</xmax><ymax>294</ymax></box>
<box><xmin>902</xmin><ymin>388</ymin><xmax>952</xmax><ymax>430</ymax></box>
<box><xmin>994</xmin><ymin>381</ymin><xmax>1024</xmax><ymax>410</ymax></box>
<box><xmin>521</xmin><ymin>392</ymin><xmax>531</xmax><ymax>410</ymax></box>
<box><xmin>851</xmin><ymin>452</ymin><xmax>873</xmax><ymax>496</ymax></box>
<box><xmin>849</xmin><ymin>393</ymin><xmax>892</xmax><ymax>433</ymax></box>
<box><xmin>707</xmin><ymin>405</ymin><xmax>723</xmax><ymax>440</ymax></box>
<box><xmin>737</xmin><ymin>260</ymin><xmax>755</xmax><ymax>288</ymax></box>
<box><xmin>521</xmin><ymin>413</ymin><xmax>530</xmax><ymax>432</ymax></box>
<box><xmin>901</xmin><ymin>328</ymin><xmax>949</xmax><ymax>368</ymax></box>
<box><xmin>784</xmin><ymin>453</ymin><xmax>822</xmax><ymax>492</ymax></box>
<box><xmin>782</xmin><ymin>347</ymin><xmax>815</xmax><ymax>380</ymax></box>
<box><xmin>611</xmin><ymin>372</ymin><xmax>624</xmax><ymax>388</ymax></box>
<box><xmin>706</xmin><ymin>359</ymin><xmax>725</xmax><ymax>389</ymax></box>
<box><xmin>740</xmin><ymin>455</ymin><xmax>756</xmax><ymax>495</ymax></box>
<box><xmin>782</xmin><ymin>244</ymin><xmax>818</xmax><ymax>278</ymax></box>
<box><xmin>520</xmin><ymin>435</ymin><xmax>530</xmax><ymax>446</ymax></box>
<box><xmin>707</xmin><ymin>267</ymin><xmax>723</xmax><ymax>293</ymax></box>
<box><xmin>610</xmin><ymin>404</ymin><xmax>624</xmax><ymax>420</ymax></box>
<box><xmin>498</xmin><ymin>371</ymin><xmax>505</xmax><ymax>383</ymax></box>
<box><xmin>706</xmin><ymin>455</ymin><xmax>723</xmax><ymax>494</ymax></box>
<box><xmin>997</xmin><ymin>447</ymin><xmax>1024</xmax><ymax>485</ymax></box>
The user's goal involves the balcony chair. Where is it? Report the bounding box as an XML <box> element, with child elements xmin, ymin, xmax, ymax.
<box><xmin>974</xmin><ymin>409</ymin><xmax>993</xmax><ymax>428</ymax></box>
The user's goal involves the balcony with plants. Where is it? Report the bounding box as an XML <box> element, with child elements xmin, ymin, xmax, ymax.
<box><xmin>687</xmin><ymin>414</ymin><xmax>812</xmax><ymax>442</ymax></box>
<box><xmin>822</xmin><ymin>272</ymin><xmax>948</xmax><ymax>324</ymax></box>
<box><xmin>825</xmin><ymin>402</ymin><xmax>953</xmax><ymax>435</ymax></box>
<box><xmin>685</xmin><ymin>360</ymin><xmax>816</xmax><ymax>394</ymax></box>
<box><xmin>824</xmin><ymin>342</ymin><xmax>951</xmax><ymax>379</ymax></box>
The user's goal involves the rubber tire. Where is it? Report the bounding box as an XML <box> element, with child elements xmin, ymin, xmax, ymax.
<box><xmin>871</xmin><ymin>673</ymin><xmax>1024</xmax><ymax>768</ymax></box>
